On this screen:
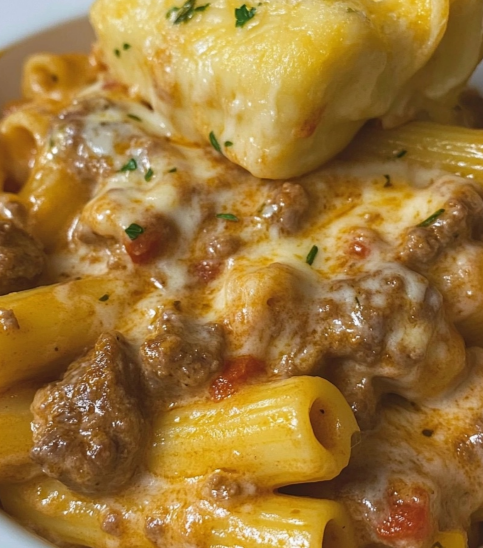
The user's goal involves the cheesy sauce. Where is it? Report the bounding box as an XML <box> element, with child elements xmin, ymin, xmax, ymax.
<box><xmin>0</xmin><ymin>68</ymin><xmax>479</xmax><ymax>547</ymax></box>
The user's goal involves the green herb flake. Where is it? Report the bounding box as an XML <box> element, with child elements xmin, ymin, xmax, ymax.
<box><xmin>166</xmin><ymin>6</ymin><xmax>180</xmax><ymax>17</ymax></box>
<box><xmin>99</xmin><ymin>294</ymin><xmax>110</xmax><ymax>302</ymax></box>
<box><xmin>174</xmin><ymin>0</ymin><xmax>195</xmax><ymax>23</ymax></box>
<box><xmin>209</xmin><ymin>131</ymin><xmax>222</xmax><ymax>152</ymax></box>
<box><xmin>383</xmin><ymin>174</ymin><xmax>392</xmax><ymax>187</ymax></box>
<box><xmin>306</xmin><ymin>245</ymin><xmax>319</xmax><ymax>266</ymax></box>
<box><xmin>168</xmin><ymin>167</ymin><xmax>178</xmax><ymax>173</ymax></box>
<box><xmin>125</xmin><ymin>223</ymin><xmax>145</xmax><ymax>240</ymax></box>
<box><xmin>394</xmin><ymin>149</ymin><xmax>407</xmax><ymax>159</ymax></box>
<box><xmin>123</xmin><ymin>43</ymin><xmax>131</xmax><ymax>50</ymax></box>
<box><xmin>145</xmin><ymin>168</ymin><xmax>154</xmax><ymax>182</ymax></box>
<box><xmin>224</xmin><ymin>141</ymin><xmax>234</xmax><ymax>147</ymax></box>
<box><xmin>114</xmin><ymin>48</ymin><xmax>121</xmax><ymax>58</ymax></box>
<box><xmin>216</xmin><ymin>213</ymin><xmax>239</xmax><ymax>222</ymax></box>
<box><xmin>127</xmin><ymin>113</ymin><xmax>142</xmax><ymax>122</ymax></box>
<box><xmin>417</xmin><ymin>208</ymin><xmax>445</xmax><ymax>228</ymax></box>
<box><xmin>119</xmin><ymin>158</ymin><xmax>138</xmax><ymax>172</ymax></box>
<box><xmin>235</xmin><ymin>4</ymin><xmax>256</xmax><ymax>27</ymax></box>
<box><xmin>347</xmin><ymin>7</ymin><xmax>356</xmax><ymax>12</ymax></box>
<box><xmin>168</xmin><ymin>0</ymin><xmax>210</xmax><ymax>24</ymax></box>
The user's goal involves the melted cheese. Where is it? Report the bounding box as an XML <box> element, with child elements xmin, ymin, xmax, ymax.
<box><xmin>90</xmin><ymin>0</ymin><xmax>483</xmax><ymax>178</ymax></box>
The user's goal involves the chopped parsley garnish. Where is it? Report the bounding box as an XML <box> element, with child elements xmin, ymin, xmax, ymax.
<box><xmin>123</xmin><ymin>43</ymin><xmax>131</xmax><ymax>50</ymax></box>
<box><xmin>99</xmin><ymin>294</ymin><xmax>110</xmax><ymax>302</ymax></box>
<box><xmin>167</xmin><ymin>0</ymin><xmax>210</xmax><ymax>24</ymax></box>
<box><xmin>306</xmin><ymin>245</ymin><xmax>319</xmax><ymax>266</ymax></box>
<box><xmin>127</xmin><ymin>113</ymin><xmax>142</xmax><ymax>121</ymax></box>
<box><xmin>114</xmin><ymin>48</ymin><xmax>121</xmax><ymax>58</ymax></box>
<box><xmin>209</xmin><ymin>131</ymin><xmax>222</xmax><ymax>152</ymax></box>
<box><xmin>417</xmin><ymin>208</ymin><xmax>445</xmax><ymax>228</ymax></box>
<box><xmin>145</xmin><ymin>168</ymin><xmax>154</xmax><ymax>181</ymax></box>
<box><xmin>383</xmin><ymin>174</ymin><xmax>391</xmax><ymax>187</ymax></box>
<box><xmin>235</xmin><ymin>4</ymin><xmax>256</xmax><ymax>27</ymax></box>
<box><xmin>224</xmin><ymin>141</ymin><xmax>234</xmax><ymax>147</ymax></box>
<box><xmin>168</xmin><ymin>167</ymin><xmax>178</xmax><ymax>173</ymax></box>
<box><xmin>125</xmin><ymin>223</ymin><xmax>145</xmax><ymax>240</ymax></box>
<box><xmin>166</xmin><ymin>6</ymin><xmax>180</xmax><ymax>17</ymax></box>
<box><xmin>394</xmin><ymin>149</ymin><xmax>407</xmax><ymax>158</ymax></box>
<box><xmin>347</xmin><ymin>7</ymin><xmax>356</xmax><ymax>12</ymax></box>
<box><xmin>216</xmin><ymin>213</ymin><xmax>239</xmax><ymax>222</ymax></box>
<box><xmin>119</xmin><ymin>158</ymin><xmax>138</xmax><ymax>172</ymax></box>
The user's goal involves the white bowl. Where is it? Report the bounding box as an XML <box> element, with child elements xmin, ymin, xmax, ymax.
<box><xmin>0</xmin><ymin>2</ymin><xmax>482</xmax><ymax>547</ymax></box>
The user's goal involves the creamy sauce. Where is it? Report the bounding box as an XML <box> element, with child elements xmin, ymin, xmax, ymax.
<box><xmin>1</xmin><ymin>77</ymin><xmax>483</xmax><ymax>548</ymax></box>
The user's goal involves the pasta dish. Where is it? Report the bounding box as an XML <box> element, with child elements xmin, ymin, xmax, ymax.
<box><xmin>0</xmin><ymin>0</ymin><xmax>483</xmax><ymax>547</ymax></box>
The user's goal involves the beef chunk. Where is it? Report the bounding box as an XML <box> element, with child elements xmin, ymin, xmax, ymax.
<box><xmin>140</xmin><ymin>310</ymin><xmax>225</xmax><ymax>400</ymax></box>
<box><xmin>262</xmin><ymin>182</ymin><xmax>309</xmax><ymax>234</ymax></box>
<box><xmin>225</xmin><ymin>262</ymin><xmax>465</xmax><ymax>428</ymax></box>
<box><xmin>30</xmin><ymin>332</ymin><xmax>145</xmax><ymax>495</ymax></box>
<box><xmin>400</xmin><ymin>183</ymin><xmax>483</xmax><ymax>268</ymax></box>
<box><xmin>321</xmin><ymin>268</ymin><xmax>465</xmax><ymax>427</ymax></box>
<box><xmin>0</xmin><ymin>221</ymin><xmax>45</xmax><ymax>295</ymax></box>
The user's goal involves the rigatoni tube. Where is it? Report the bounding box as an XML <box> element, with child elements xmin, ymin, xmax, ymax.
<box><xmin>149</xmin><ymin>375</ymin><xmax>359</xmax><ymax>486</ymax></box>
<box><xmin>0</xmin><ymin>383</ymin><xmax>39</xmax><ymax>482</ymax></box>
<box><xmin>0</xmin><ymin>477</ymin><xmax>356</xmax><ymax>548</ymax></box>
<box><xmin>0</xmin><ymin>276</ymin><xmax>131</xmax><ymax>390</ymax></box>
<box><xmin>342</xmin><ymin>121</ymin><xmax>483</xmax><ymax>179</ymax></box>
<box><xmin>207</xmin><ymin>495</ymin><xmax>356</xmax><ymax>548</ymax></box>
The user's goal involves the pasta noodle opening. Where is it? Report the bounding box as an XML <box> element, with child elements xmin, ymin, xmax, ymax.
<box><xmin>22</xmin><ymin>54</ymin><xmax>97</xmax><ymax>100</ymax></box>
<box><xmin>2</xmin><ymin>126</ymin><xmax>36</xmax><ymax>186</ymax></box>
<box><xmin>322</xmin><ymin>519</ymin><xmax>345</xmax><ymax>548</ymax></box>
<box><xmin>309</xmin><ymin>397</ymin><xmax>337</xmax><ymax>452</ymax></box>
<box><xmin>23</xmin><ymin>55</ymin><xmax>59</xmax><ymax>97</ymax></box>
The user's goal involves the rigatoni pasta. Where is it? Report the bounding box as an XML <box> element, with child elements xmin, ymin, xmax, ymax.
<box><xmin>150</xmin><ymin>376</ymin><xmax>358</xmax><ymax>485</ymax></box>
<box><xmin>0</xmin><ymin>384</ymin><xmax>38</xmax><ymax>483</ymax></box>
<box><xmin>341</xmin><ymin>121</ymin><xmax>483</xmax><ymax>179</ymax></box>
<box><xmin>0</xmin><ymin>276</ymin><xmax>131</xmax><ymax>389</ymax></box>
<box><xmin>0</xmin><ymin>477</ymin><xmax>357</xmax><ymax>548</ymax></box>
<box><xmin>22</xmin><ymin>53</ymin><xmax>98</xmax><ymax>101</ymax></box>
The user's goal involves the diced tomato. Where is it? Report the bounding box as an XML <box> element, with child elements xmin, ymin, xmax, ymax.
<box><xmin>125</xmin><ymin>219</ymin><xmax>173</xmax><ymax>264</ymax></box>
<box><xmin>376</xmin><ymin>486</ymin><xmax>432</xmax><ymax>543</ymax></box>
<box><xmin>209</xmin><ymin>355</ymin><xmax>265</xmax><ymax>401</ymax></box>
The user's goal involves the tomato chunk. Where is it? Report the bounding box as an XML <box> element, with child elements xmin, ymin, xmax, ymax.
<box><xmin>209</xmin><ymin>355</ymin><xmax>265</xmax><ymax>401</ymax></box>
<box><xmin>124</xmin><ymin>217</ymin><xmax>174</xmax><ymax>264</ymax></box>
<box><xmin>377</xmin><ymin>485</ymin><xmax>432</xmax><ymax>543</ymax></box>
